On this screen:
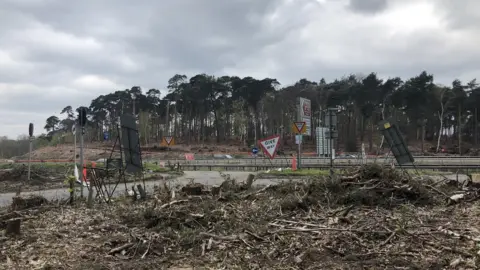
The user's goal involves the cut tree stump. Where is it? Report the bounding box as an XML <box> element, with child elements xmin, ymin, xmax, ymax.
<box><xmin>211</xmin><ymin>185</ymin><xmax>221</xmax><ymax>196</ymax></box>
<box><xmin>5</xmin><ymin>218</ymin><xmax>21</xmax><ymax>236</ymax></box>
<box><xmin>137</xmin><ymin>184</ymin><xmax>147</xmax><ymax>199</ymax></box>
<box><xmin>243</xmin><ymin>174</ymin><xmax>255</xmax><ymax>189</ymax></box>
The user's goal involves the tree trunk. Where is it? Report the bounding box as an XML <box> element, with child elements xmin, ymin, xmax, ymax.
<box><xmin>475</xmin><ymin>107</ymin><xmax>478</xmax><ymax>146</ymax></box>
<box><xmin>436</xmin><ymin>112</ymin><xmax>444</xmax><ymax>153</ymax></box>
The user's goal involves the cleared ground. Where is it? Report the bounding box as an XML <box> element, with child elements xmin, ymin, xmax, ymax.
<box><xmin>1</xmin><ymin>165</ymin><xmax>479</xmax><ymax>269</ymax></box>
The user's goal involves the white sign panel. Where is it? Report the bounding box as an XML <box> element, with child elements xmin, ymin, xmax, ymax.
<box><xmin>295</xmin><ymin>135</ymin><xmax>302</xmax><ymax>145</ymax></box>
<box><xmin>259</xmin><ymin>135</ymin><xmax>280</xmax><ymax>159</ymax></box>
<box><xmin>298</xmin><ymin>97</ymin><xmax>312</xmax><ymax>136</ymax></box>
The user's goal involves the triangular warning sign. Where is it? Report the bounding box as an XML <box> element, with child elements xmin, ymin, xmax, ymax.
<box><xmin>293</xmin><ymin>122</ymin><xmax>306</xmax><ymax>134</ymax></box>
<box><xmin>258</xmin><ymin>135</ymin><xmax>280</xmax><ymax>159</ymax></box>
<box><xmin>164</xmin><ymin>136</ymin><xmax>173</xmax><ymax>145</ymax></box>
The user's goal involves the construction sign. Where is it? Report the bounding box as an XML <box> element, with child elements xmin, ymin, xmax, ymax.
<box><xmin>292</xmin><ymin>121</ymin><xmax>306</xmax><ymax>134</ymax></box>
<box><xmin>259</xmin><ymin>135</ymin><xmax>280</xmax><ymax>159</ymax></box>
<box><xmin>161</xmin><ymin>136</ymin><xmax>175</xmax><ymax>146</ymax></box>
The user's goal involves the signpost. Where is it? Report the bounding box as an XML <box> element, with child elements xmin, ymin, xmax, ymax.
<box><xmin>292</xmin><ymin>121</ymin><xmax>306</xmax><ymax>169</ymax></box>
<box><xmin>252</xmin><ymin>146</ymin><xmax>259</xmax><ymax>165</ymax></box>
<box><xmin>258</xmin><ymin>135</ymin><xmax>280</xmax><ymax>159</ymax></box>
<box><xmin>27</xmin><ymin>123</ymin><xmax>34</xmax><ymax>181</ymax></box>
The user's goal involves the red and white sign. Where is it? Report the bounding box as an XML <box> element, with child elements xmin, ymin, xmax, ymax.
<box><xmin>164</xmin><ymin>136</ymin><xmax>173</xmax><ymax>145</ymax></box>
<box><xmin>293</xmin><ymin>122</ymin><xmax>306</xmax><ymax>134</ymax></box>
<box><xmin>258</xmin><ymin>135</ymin><xmax>280</xmax><ymax>159</ymax></box>
<box><xmin>185</xmin><ymin>153</ymin><xmax>195</xmax><ymax>160</ymax></box>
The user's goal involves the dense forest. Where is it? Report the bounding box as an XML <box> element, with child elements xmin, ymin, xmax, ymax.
<box><xmin>1</xmin><ymin>71</ymin><xmax>480</xmax><ymax>158</ymax></box>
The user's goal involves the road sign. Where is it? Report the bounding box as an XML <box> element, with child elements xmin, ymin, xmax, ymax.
<box><xmin>252</xmin><ymin>147</ymin><xmax>259</xmax><ymax>155</ymax></box>
<box><xmin>292</xmin><ymin>121</ymin><xmax>306</xmax><ymax>134</ymax></box>
<box><xmin>295</xmin><ymin>134</ymin><xmax>302</xmax><ymax>145</ymax></box>
<box><xmin>162</xmin><ymin>136</ymin><xmax>175</xmax><ymax>146</ymax></box>
<box><xmin>258</xmin><ymin>135</ymin><xmax>280</xmax><ymax>159</ymax></box>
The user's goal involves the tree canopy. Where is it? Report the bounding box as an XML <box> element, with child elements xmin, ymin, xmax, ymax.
<box><xmin>34</xmin><ymin>71</ymin><xmax>480</xmax><ymax>155</ymax></box>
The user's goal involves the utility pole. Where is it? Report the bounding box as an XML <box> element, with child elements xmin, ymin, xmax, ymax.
<box><xmin>78</xmin><ymin>108</ymin><xmax>87</xmax><ymax>198</ymax></box>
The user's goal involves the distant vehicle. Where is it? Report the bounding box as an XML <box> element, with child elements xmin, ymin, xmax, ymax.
<box><xmin>337</xmin><ymin>154</ymin><xmax>357</xmax><ymax>159</ymax></box>
<box><xmin>213</xmin><ymin>154</ymin><xmax>233</xmax><ymax>159</ymax></box>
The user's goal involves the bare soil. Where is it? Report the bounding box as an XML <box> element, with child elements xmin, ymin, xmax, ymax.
<box><xmin>0</xmin><ymin>165</ymin><xmax>67</xmax><ymax>193</ymax></box>
<box><xmin>1</xmin><ymin>165</ymin><xmax>480</xmax><ymax>269</ymax></box>
<box><xmin>13</xmin><ymin>143</ymin><xmax>257</xmax><ymax>161</ymax></box>
<box><xmin>0</xmin><ymin>165</ymin><xmax>177</xmax><ymax>194</ymax></box>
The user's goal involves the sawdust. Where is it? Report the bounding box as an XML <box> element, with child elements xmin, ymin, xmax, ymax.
<box><xmin>1</xmin><ymin>165</ymin><xmax>480</xmax><ymax>269</ymax></box>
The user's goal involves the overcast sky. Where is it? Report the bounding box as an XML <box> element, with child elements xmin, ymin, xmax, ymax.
<box><xmin>0</xmin><ymin>0</ymin><xmax>478</xmax><ymax>138</ymax></box>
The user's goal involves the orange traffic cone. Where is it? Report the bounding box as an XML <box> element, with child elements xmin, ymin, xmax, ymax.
<box><xmin>292</xmin><ymin>156</ymin><xmax>297</xmax><ymax>171</ymax></box>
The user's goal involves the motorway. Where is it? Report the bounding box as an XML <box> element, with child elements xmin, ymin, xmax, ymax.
<box><xmin>160</xmin><ymin>156</ymin><xmax>480</xmax><ymax>166</ymax></box>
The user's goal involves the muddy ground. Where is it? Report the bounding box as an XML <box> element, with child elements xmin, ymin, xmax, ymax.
<box><xmin>1</xmin><ymin>165</ymin><xmax>480</xmax><ymax>269</ymax></box>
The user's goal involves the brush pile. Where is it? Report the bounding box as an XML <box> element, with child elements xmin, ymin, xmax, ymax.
<box><xmin>1</xmin><ymin>165</ymin><xmax>480</xmax><ymax>269</ymax></box>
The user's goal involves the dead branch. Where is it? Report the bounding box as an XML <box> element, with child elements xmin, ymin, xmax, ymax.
<box><xmin>159</xmin><ymin>200</ymin><xmax>189</xmax><ymax>209</ymax></box>
<box><xmin>108</xmin><ymin>243</ymin><xmax>134</xmax><ymax>255</ymax></box>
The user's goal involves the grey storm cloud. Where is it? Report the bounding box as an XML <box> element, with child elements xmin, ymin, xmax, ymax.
<box><xmin>348</xmin><ymin>0</ymin><xmax>388</xmax><ymax>14</ymax></box>
<box><xmin>0</xmin><ymin>0</ymin><xmax>479</xmax><ymax>137</ymax></box>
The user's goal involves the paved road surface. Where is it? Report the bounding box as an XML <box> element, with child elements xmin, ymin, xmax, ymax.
<box><xmin>0</xmin><ymin>171</ymin><xmax>469</xmax><ymax>207</ymax></box>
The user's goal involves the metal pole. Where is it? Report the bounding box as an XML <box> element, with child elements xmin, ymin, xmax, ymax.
<box><xmin>73</xmin><ymin>127</ymin><xmax>76</xmax><ymax>166</ymax></box>
<box><xmin>329</xmin><ymin>111</ymin><xmax>334</xmax><ymax>177</ymax></box>
<box><xmin>27</xmin><ymin>137</ymin><xmax>32</xmax><ymax>181</ymax></box>
<box><xmin>297</xmin><ymin>135</ymin><xmax>301</xmax><ymax>169</ymax></box>
<box><xmin>80</xmin><ymin>127</ymin><xmax>85</xmax><ymax>198</ymax></box>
